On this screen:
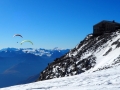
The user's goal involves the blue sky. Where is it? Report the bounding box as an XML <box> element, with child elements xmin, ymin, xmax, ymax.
<box><xmin>0</xmin><ymin>0</ymin><xmax>120</xmax><ymax>49</ymax></box>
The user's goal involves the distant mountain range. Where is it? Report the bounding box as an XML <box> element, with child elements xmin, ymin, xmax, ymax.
<box><xmin>0</xmin><ymin>47</ymin><xmax>69</xmax><ymax>88</ymax></box>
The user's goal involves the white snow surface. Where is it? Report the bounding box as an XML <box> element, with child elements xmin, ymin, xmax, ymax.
<box><xmin>90</xmin><ymin>32</ymin><xmax>120</xmax><ymax>72</ymax></box>
<box><xmin>1</xmin><ymin>64</ymin><xmax>120</xmax><ymax>90</ymax></box>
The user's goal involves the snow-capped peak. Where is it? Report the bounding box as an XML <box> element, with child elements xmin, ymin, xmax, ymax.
<box><xmin>38</xmin><ymin>30</ymin><xmax>120</xmax><ymax>82</ymax></box>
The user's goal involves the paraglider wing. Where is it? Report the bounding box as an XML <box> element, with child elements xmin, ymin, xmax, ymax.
<box><xmin>21</xmin><ymin>40</ymin><xmax>33</xmax><ymax>45</ymax></box>
<box><xmin>13</xmin><ymin>34</ymin><xmax>23</xmax><ymax>38</ymax></box>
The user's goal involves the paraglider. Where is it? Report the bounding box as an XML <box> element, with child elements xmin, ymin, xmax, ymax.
<box><xmin>13</xmin><ymin>34</ymin><xmax>23</xmax><ymax>43</ymax></box>
<box><xmin>13</xmin><ymin>34</ymin><xmax>33</xmax><ymax>45</ymax></box>
<box><xmin>13</xmin><ymin>34</ymin><xmax>23</xmax><ymax>38</ymax></box>
<box><xmin>20</xmin><ymin>40</ymin><xmax>33</xmax><ymax>45</ymax></box>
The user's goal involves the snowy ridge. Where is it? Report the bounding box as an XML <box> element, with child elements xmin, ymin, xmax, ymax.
<box><xmin>90</xmin><ymin>32</ymin><xmax>120</xmax><ymax>72</ymax></box>
<box><xmin>38</xmin><ymin>30</ymin><xmax>120</xmax><ymax>81</ymax></box>
<box><xmin>68</xmin><ymin>31</ymin><xmax>120</xmax><ymax>71</ymax></box>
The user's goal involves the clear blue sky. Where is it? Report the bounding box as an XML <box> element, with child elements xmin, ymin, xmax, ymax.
<box><xmin>0</xmin><ymin>0</ymin><xmax>120</xmax><ymax>49</ymax></box>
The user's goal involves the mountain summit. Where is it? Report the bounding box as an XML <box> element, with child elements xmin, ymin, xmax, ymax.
<box><xmin>38</xmin><ymin>21</ymin><xmax>120</xmax><ymax>81</ymax></box>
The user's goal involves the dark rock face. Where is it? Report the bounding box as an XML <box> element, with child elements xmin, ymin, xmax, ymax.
<box><xmin>37</xmin><ymin>30</ymin><xmax>120</xmax><ymax>81</ymax></box>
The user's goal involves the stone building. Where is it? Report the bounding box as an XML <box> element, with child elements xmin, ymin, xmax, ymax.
<box><xmin>93</xmin><ymin>20</ymin><xmax>120</xmax><ymax>36</ymax></box>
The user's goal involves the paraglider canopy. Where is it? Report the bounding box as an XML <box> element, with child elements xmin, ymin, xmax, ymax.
<box><xmin>20</xmin><ymin>40</ymin><xmax>33</xmax><ymax>45</ymax></box>
<box><xmin>13</xmin><ymin>34</ymin><xmax>23</xmax><ymax>38</ymax></box>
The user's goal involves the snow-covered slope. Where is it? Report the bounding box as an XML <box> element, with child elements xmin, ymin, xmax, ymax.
<box><xmin>38</xmin><ymin>30</ymin><xmax>120</xmax><ymax>81</ymax></box>
<box><xmin>1</xmin><ymin>64</ymin><xmax>120</xmax><ymax>90</ymax></box>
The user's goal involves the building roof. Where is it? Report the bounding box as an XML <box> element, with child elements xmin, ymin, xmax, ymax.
<box><xmin>94</xmin><ymin>20</ymin><xmax>120</xmax><ymax>26</ymax></box>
